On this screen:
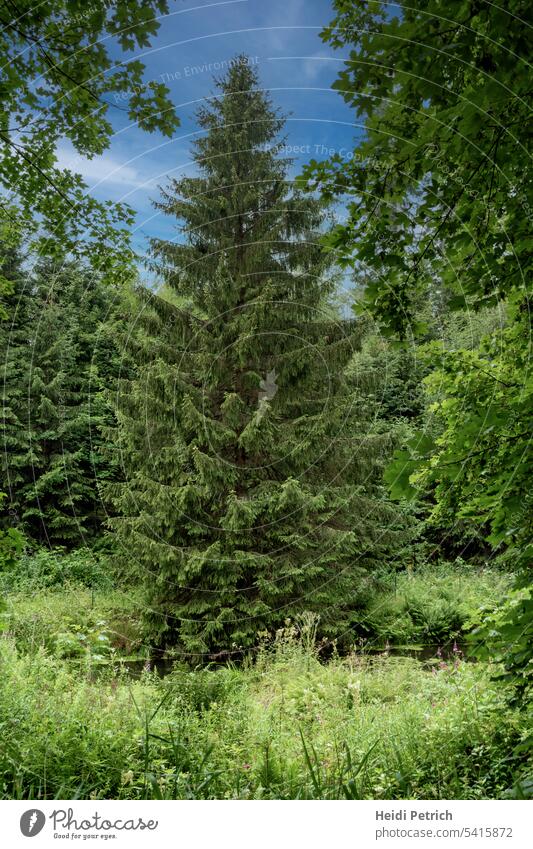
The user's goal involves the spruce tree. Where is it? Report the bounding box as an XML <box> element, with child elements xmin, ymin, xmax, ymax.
<box><xmin>1</xmin><ymin>256</ymin><xmax>120</xmax><ymax>545</ymax></box>
<box><xmin>111</xmin><ymin>57</ymin><xmax>407</xmax><ymax>656</ymax></box>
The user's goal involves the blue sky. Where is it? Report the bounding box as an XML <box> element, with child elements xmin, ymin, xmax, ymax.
<box><xmin>57</xmin><ymin>0</ymin><xmax>361</xmax><ymax>270</ymax></box>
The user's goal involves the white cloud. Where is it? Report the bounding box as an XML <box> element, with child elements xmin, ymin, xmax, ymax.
<box><xmin>300</xmin><ymin>53</ymin><xmax>334</xmax><ymax>82</ymax></box>
<box><xmin>56</xmin><ymin>144</ymin><xmax>152</xmax><ymax>190</ymax></box>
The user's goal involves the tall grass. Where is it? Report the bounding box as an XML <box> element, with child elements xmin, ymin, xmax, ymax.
<box><xmin>0</xmin><ymin>623</ymin><xmax>529</xmax><ymax>800</ymax></box>
<box><xmin>0</xmin><ymin>561</ymin><xmax>525</xmax><ymax>800</ymax></box>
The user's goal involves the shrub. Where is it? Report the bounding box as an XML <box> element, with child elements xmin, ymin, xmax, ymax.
<box><xmin>472</xmin><ymin>574</ymin><xmax>533</xmax><ymax>706</ymax></box>
<box><xmin>0</xmin><ymin>547</ymin><xmax>113</xmax><ymax>593</ymax></box>
<box><xmin>0</xmin><ymin>492</ymin><xmax>26</xmax><ymax>572</ymax></box>
<box><xmin>359</xmin><ymin>562</ymin><xmax>512</xmax><ymax>646</ymax></box>
<box><xmin>0</xmin><ymin>527</ymin><xmax>25</xmax><ymax>572</ymax></box>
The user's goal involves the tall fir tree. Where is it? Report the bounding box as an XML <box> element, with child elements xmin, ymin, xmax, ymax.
<box><xmin>111</xmin><ymin>57</ymin><xmax>409</xmax><ymax>656</ymax></box>
<box><xmin>1</xmin><ymin>255</ymin><xmax>120</xmax><ymax>545</ymax></box>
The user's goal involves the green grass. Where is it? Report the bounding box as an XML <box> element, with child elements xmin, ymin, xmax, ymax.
<box><xmin>3</xmin><ymin>585</ymin><xmax>143</xmax><ymax>658</ymax></box>
<box><xmin>0</xmin><ymin>626</ymin><xmax>530</xmax><ymax>800</ymax></box>
<box><xmin>3</xmin><ymin>559</ymin><xmax>511</xmax><ymax>660</ymax></box>
<box><xmin>0</xmin><ymin>559</ymin><xmax>529</xmax><ymax>800</ymax></box>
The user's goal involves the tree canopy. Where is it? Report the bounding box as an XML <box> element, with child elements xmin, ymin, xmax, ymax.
<box><xmin>301</xmin><ymin>0</ymin><xmax>531</xmax><ymax>700</ymax></box>
<box><xmin>0</xmin><ymin>0</ymin><xmax>179</xmax><ymax>281</ymax></box>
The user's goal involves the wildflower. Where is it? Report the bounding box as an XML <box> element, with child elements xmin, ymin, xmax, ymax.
<box><xmin>121</xmin><ymin>769</ymin><xmax>135</xmax><ymax>785</ymax></box>
<box><xmin>242</xmin><ymin>763</ymin><xmax>251</xmax><ymax>770</ymax></box>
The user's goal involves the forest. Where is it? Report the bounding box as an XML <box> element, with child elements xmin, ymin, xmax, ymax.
<box><xmin>0</xmin><ymin>0</ymin><xmax>531</xmax><ymax>801</ymax></box>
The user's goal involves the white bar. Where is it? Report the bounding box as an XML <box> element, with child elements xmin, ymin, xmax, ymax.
<box><xmin>0</xmin><ymin>800</ymin><xmax>530</xmax><ymax>848</ymax></box>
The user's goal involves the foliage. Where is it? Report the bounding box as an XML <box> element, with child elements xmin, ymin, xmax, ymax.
<box><xmin>386</xmin><ymin>304</ymin><xmax>532</xmax><ymax>550</ymax></box>
<box><xmin>0</xmin><ymin>0</ymin><xmax>179</xmax><ymax>281</ymax></box>
<box><xmin>302</xmin><ymin>0</ymin><xmax>531</xmax><ymax>543</ymax></box>
<box><xmin>110</xmin><ymin>57</ymin><xmax>412</xmax><ymax>655</ymax></box>
<box><xmin>0</xmin><ymin>547</ymin><xmax>112</xmax><ymax>593</ymax></box>
<box><xmin>0</xmin><ymin>219</ymin><xmax>18</xmax><ymax>320</ymax></box>
<box><xmin>0</xmin><ymin>493</ymin><xmax>25</xmax><ymax>571</ymax></box>
<box><xmin>0</xmin><ymin>530</ymin><xmax>25</xmax><ymax>572</ymax></box>
<box><xmin>304</xmin><ymin>0</ymin><xmax>532</xmax><ymax>701</ymax></box>
<box><xmin>0</xmin><ymin>632</ymin><xmax>529</xmax><ymax>800</ymax></box>
<box><xmin>360</xmin><ymin>562</ymin><xmax>513</xmax><ymax>645</ymax></box>
<box><xmin>1</xmin><ymin>251</ymin><xmax>125</xmax><ymax>545</ymax></box>
<box><xmin>346</xmin><ymin>323</ymin><xmax>428</xmax><ymax>422</ymax></box>
<box><xmin>472</xmin><ymin>562</ymin><xmax>533</xmax><ymax>706</ymax></box>
<box><xmin>303</xmin><ymin>0</ymin><xmax>530</xmax><ymax>331</ymax></box>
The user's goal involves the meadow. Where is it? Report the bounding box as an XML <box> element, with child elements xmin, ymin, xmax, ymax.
<box><xmin>1</xmin><ymin>554</ymin><xmax>529</xmax><ymax>801</ymax></box>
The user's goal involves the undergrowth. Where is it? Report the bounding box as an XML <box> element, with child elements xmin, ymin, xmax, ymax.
<box><xmin>0</xmin><ymin>621</ymin><xmax>530</xmax><ymax>801</ymax></box>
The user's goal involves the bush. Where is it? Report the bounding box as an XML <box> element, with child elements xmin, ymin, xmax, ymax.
<box><xmin>0</xmin><ymin>527</ymin><xmax>25</xmax><ymax>572</ymax></box>
<box><xmin>0</xmin><ymin>492</ymin><xmax>26</xmax><ymax>572</ymax></box>
<box><xmin>473</xmin><ymin>572</ymin><xmax>533</xmax><ymax>706</ymax></box>
<box><xmin>0</xmin><ymin>547</ymin><xmax>113</xmax><ymax>593</ymax></box>
<box><xmin>359</xmin><ymin>562</ymin><xmax>512</xmax><ymax>646</ymax></box>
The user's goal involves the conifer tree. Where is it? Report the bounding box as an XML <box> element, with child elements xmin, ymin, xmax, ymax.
<box><xmin>111</xmin><ymin>57</ymin><xmax>408</xmax><ymax>656</ymax></box>
<box><xmin>1</xmin><ymin>256</ymin><xmax>120</xmax><ymax>545</ymax></box>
